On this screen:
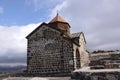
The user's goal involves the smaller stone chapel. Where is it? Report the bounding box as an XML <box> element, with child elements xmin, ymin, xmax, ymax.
<box><xmin>26</xmin><ymin>14</ymin><xmax>89</xmax><ymax>76</ymax></box>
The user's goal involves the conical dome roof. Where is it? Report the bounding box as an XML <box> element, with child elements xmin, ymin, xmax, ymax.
<box><xmin>48</xmin><ymin>14</ymin><xmax>70</xmax><ymax>34</ymax></box>
<box><xmin>49</xmin><ymin>14</ymin><xmax>67</xmax><ymax>23</ymax></box>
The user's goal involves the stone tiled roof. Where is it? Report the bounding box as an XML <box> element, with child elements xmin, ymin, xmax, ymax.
<box><xmin>71</xmin><ymin>32</ymin><xmax>86</xmax><ymax>43</ymax></box>
<box><xmin>49</xmin><ymin>14</ymin><xmax>67</xmax><ymax>23</ymax></box>
<box><xmin>71</xmin><ymin>32</ymin><xmax>82</xmax><ymax>38</ymax></box>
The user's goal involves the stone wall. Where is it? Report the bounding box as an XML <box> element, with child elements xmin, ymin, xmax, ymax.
<box><xmin>27</xmin><ymin>25</ymin><xmax>74</xmax><ymax>75</ymax></box>
<box><xmin>90</xmin><ymin>51</ymin><xmax>120</xmax><ymax>69</ymax></box>
<box><xmin>79</xmin><ymin>34</ymin><xmax>89</xmax><ymax>67</ymax></box>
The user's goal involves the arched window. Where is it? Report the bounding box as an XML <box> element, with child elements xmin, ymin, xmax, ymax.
<box><xmin>76</xmin><ymin>49</ymin><xmax>81</xmax><ymax>69</ymax></box>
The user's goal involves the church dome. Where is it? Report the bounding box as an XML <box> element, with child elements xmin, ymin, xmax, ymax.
<box><xmin>48</xmin><ymin>14</ymin><xmax>70</xmax><ymax>34</ymax></box>
<box><xmin>49</xmin><ymin>14</ymin><xmax>67</xmax><ymax>23</ymax></box>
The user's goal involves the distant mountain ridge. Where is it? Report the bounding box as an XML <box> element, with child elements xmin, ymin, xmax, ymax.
<box><xmin>0</xmin><ymin>65</ymin><xmax>26</xmax><ymax>72</ymax></box>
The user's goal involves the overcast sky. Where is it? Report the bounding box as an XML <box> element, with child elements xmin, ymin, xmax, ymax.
<box><xmin>0</xmin><ymin>0</ymin><xmax>120</xmax><ymax>66</ymax></box>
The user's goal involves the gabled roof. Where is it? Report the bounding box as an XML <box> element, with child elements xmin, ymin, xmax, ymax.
<box><xmin>49</xmin><ymin>14</ymin><xmax>67</xmax><ymax>23</ymax></box>
<box><xmin>71</xmin><ymin>32</ymin><xmax>86</xmax><ymax>43</ymax></box>
<box><xmin>26</xmin><ymin>22</ymin><xmax>67</xmax><ymax>39</ymax></box>
<box><xmin>26</xmin><ymin>22</ymin><xmax>47</xmax><ymax>39</ymax></box>
<box><xmin>71</xmin><ymin>32</ymin><xmax>82</xmax><ymax>38</ymax></box>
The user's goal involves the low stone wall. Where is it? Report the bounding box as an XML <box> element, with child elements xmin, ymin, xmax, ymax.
<box><xmin>71</xmin><ymin>69</ymin><xmax>120</xmax><ymax>80</ymax></box>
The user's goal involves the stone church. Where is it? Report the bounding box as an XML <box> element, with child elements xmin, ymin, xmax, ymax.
<box><xmin>26</xmin><ymin>14</ymin><xmax>89</xmax><ymax>76</ymax></box>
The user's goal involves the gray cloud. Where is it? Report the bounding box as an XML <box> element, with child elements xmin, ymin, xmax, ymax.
<box><xmin>0</xmin><ymin>23</ymin><xmax>39</xmax><ymax>66</ymax></box>
<box><xmin>0</xmin><ymin>56</ymin><xmax>26</xmax><ymax>63</ymax></box>
<box><xmin>51</xmin><ymin>0</ymin><xmax>120</xmax><ymax>51</ymax></box>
